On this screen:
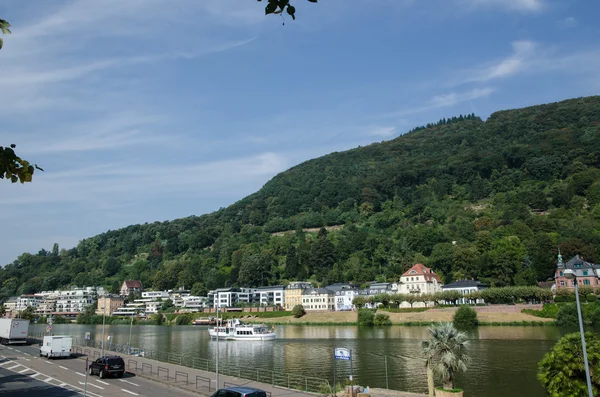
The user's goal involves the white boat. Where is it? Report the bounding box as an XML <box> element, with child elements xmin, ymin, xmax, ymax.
<box><xmin>208</xmin><ymin>318</ymin><xmax>276</xmax><ymax>341</ymax></box>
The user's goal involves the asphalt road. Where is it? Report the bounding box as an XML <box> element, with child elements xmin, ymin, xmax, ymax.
<box><xmin>0</xmin><ymin>343</ymin><xmax>200</xmax><ymax>397</ymax></box>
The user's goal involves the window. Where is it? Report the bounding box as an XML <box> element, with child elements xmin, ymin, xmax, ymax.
<box><xmin>584</xmin><ymin>280</ymin><xmax>591</xmax><ymax>285</ymax></box>
<box><xmin>583</xmin><ymin>271</ymin><xmax>588</xmax><ymax>276</ymax></box>
<box><xmin>559</xmin><ymin>271</ymin><xmax>563</xmax><ymax>277</ymax></box>
<box><xmin>560</xmin><ymin>281</ymin><xmax>565</xmax><ymax>286</ymax></box>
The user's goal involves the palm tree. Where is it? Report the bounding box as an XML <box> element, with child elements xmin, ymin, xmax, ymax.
<box><xmin>422</xmin><ymin>323</ymin><xmax>470</xmax><ymax>393</ymax></box>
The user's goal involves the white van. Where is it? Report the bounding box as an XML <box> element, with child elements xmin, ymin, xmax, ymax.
<box><xmin>40</xmin><ymin>335</ymin><xmax>73</xmax><ymax>359</ymax></box>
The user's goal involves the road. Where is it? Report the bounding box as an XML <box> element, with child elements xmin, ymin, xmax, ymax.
<box><xmin>0</xmin><ymin>343</ymin><xmax>201</xmax><ymax>397</ymax></box>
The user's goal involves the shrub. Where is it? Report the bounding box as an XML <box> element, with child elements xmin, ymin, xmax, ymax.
<box><xmin>538</xmin><ymin>332</ymin><xmax>600</xmax><ymax>396</ymax></box>
<box><xmin>586</xmin><ymin>294</ymin><xmax>598</xmax><ymax>303</ymax></box>
<box><xmin>522</xmin><ymin>303</ymin><xmax>559</xmax><ymax>319</ymax></box>
<box><xmin>357</xmin><ymin>309</ymin><xmax>375</xmax><ymax>326</ymax></box>
<box><xmin>556</xmin><ymin>303</ymin><xmax>579</xmax><ymax>326</ymax></box>
<box><xmin>374</xmin><ymin>313</ymin><xmax>391</xmax><ymax>326</ymax></box>
<box><xmin>291</xmin><ymin>305</ymin><xmax>306</xmax><ymax>318</ymax></box>
<box><xmin>453</xmin><ymin>305</ymin><xmax>479</xmax><ymax>328</ymax></box>
<box><xmin>175</xmin><ymin>314</ymin><xmax>192</xmax><ymax>325</ymax></box>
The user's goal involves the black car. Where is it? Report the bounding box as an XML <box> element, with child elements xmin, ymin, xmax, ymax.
<box><xmin>210</xmin><ymin>387</ymin><xmax>268</xmax><ymax>397</ymax></box>
<box><xmin>88</xmin><ymin>355</ymin><xmax>125</xmax><ymax>378</ymax></box>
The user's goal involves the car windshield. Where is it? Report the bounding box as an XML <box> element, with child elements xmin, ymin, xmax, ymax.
<box><xmin>107</xmin><ymin>358</ymin><xmax>123</xmax><ymax>365</ymax></box>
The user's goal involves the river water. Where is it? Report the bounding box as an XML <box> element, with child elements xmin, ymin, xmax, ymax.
<box><xmin>44</xmin><ymin>324</ymin><xmax>570</xmax><ymax>397</ymax></box>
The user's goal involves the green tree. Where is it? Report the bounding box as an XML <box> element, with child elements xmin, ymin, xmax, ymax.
<box><xmin>538</xmin><ymin>332</ymin><xmax>600</xmax><ymax>397</ymax></box>
<box><xmin>291</xmin><ymin>304</ymin><xmax>306</xmax><ymax>318</ymax></box>
<box><xmin>487</xmin><ymin>236</ymin><xmax>526</xmax><ymax>286</ymax></box>
<box><xmin>357</xmin><ymin>308</ymin><xmax>375</xmax><ymax>326</ymax></box>
<box><xmin>453</xmin><ymin>305</ymin><xmax>478</xmax><ymax>328</ymax></box>
<box><xmin>309</xmin><ymin>228</ymin><xmax>336</xmax><ymax>279</ymax></box>
<box><xmin>284</xmin><ymin>245</ymin><xmax>300</xmax><ymax>279</ymax></box>
<box><xmin>421</xmin><ymin>323</ymin><xmax>470</xmax><ymax>391</ymax></box>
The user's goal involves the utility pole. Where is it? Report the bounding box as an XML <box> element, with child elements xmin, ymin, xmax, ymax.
<box><xmin>216</xmin><ymin>304</ymin><xmax>220</xmax><ymax>390</ymax></box>
<box><xmin>101</xmin><ymin>294</ymin><xmax>106</xmax><ymax>357</ymax></box>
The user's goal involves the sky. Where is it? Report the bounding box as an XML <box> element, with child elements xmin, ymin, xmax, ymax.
<box><xmin>1</xmin><ymin>0</ymin><xmax>599</xmax><ymax>265</ymax></box>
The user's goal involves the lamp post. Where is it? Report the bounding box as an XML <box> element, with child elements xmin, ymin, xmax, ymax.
<box><xmin>101</xmin><ymin>294</ymin><xmax>107</xmax><ymax>357</ymax></box>
<box><xmin>563</xmin><ymin>269</ymin><xmax>593</xmax><ymax>397</ymax></box>
<box><xmin>216</xmin><ymin>303</ymin><xmax>220</xmax><ymax>390</ymax></box>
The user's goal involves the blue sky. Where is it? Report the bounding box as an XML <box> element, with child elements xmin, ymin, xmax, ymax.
<box><xmin>1</xmin><ymin>0</ymin><xmax>599</xmax><ymax>265</ymax></box>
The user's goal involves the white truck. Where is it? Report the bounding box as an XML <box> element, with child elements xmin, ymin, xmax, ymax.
<box><xmin>0</xmin><ymin>318</ymin><xmax>30</xmax><ymax>345</ymax></box>
<box><xmin>40</xmin><ymin>335</ymin><xmax>73</xmax><ymax>359</ymax></box>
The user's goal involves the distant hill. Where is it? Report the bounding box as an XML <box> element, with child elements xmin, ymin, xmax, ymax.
<box><xmin>2</xmin><ymin>96</ymin><xmax>600</xmax><ymax>299</ymax></box>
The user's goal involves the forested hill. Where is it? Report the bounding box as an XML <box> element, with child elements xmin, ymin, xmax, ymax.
<box><xmin>2</xmin><ymin>96</ymin><xmax>600</xmax><ymax>299</ymax></box>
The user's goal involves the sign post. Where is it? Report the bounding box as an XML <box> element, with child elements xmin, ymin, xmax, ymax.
<box><xmin>84</xmin><ymin>357</ymin><xmax>89</xmax><ymax>397</ymax></box>
<box><xmin>334</xmin><ymin>348</ymin><xmax>352</xmax><ymax>397</ymax></box>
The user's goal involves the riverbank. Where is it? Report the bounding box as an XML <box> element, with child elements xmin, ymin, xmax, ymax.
<box><xmin>241</xmin><ymin>305</ymin><xmax>555</xmax><ymax>325</ymax></box>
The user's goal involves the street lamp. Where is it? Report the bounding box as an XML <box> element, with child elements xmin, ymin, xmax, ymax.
<box><xmin>101</xmin><ymin>294</ymin><xmax>107</xmax><ymax>357</ymax></box>
<box><xmin>563</xmin><ymin>269</ymin><xmax>593</xmax><ymax>397</ymax></box>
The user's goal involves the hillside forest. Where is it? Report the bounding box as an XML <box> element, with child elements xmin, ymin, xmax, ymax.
<box><xmin>1</xmin><ymin>96</ymin><xmax>600</xmax><ymax>300</ymax></box>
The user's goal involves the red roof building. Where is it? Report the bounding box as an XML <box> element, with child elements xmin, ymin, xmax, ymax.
<box><xmin>120</xmin><ymin>280</ymin><xmax>143</xmax><ymax>297</ymax></box>
<box><xmin>398</xmin><ymin>264</ymin><xmax>443</xmax><ymax>295</ymax></box>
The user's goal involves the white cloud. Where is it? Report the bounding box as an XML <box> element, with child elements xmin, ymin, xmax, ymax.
<box><xmin>463</xmin><ymin>40</ymin><xmax>536</xmax><ymax>83</ymax></box>
<box><xmin>561</xmin><ymin>17</ymin><xmax>577</xmax><ymax>28</ymax></box>
<box><xmin>389</xmin><ymin>87</ymin><xmax>494</xmax><ymax>117</ymax></box>
<box><xmin>465</xmin><ymin>0</ymin><xmax>544</xmax><ymax>12</ymax></box>
<box><xmin>369</xmin><ymin>126</ymin><xmax>397</xmax><ymax>137</ymax></box>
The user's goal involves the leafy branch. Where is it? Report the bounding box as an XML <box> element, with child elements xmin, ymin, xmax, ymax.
<box><xmin>0</xmin><ymin>18</ymin><xmax>10</xmax><ymax>50</ymax></box>
<box><xmin>0</xmin><ymin>145</ymin><xmax>44</xmax><ymax>183</ymax></box>
<box><xmin>258</xmin><ymin>0</ymin><xmax>318</xmax><ymax>21</ymax></box>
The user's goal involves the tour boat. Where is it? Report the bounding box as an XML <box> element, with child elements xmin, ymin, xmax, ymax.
<box><xmin>208</xmin><ymin>318</ymin><xmax>277</xmax><ymax>341</ymax></box>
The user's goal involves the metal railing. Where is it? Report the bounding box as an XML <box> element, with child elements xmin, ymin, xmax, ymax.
<box><xmin>28</xmin><ymin>332</ymin><xmax>331</xmax><ymax>394</ymax></box>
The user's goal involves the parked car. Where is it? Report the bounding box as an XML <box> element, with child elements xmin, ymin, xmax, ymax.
<box><xmin>88</xmin><ymin>355</ymin><xmax>125</xmax><ymax>378</ymax></box>
<box><xmin>210</xmin><ymin>387</ymin><xmax>267</xmax><ymax>397</ymax></box>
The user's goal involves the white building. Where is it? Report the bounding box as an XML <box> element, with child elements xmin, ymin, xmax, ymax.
<box><xmin>252</xmin><ymin>286</ymin><xmax>285</xmax><ymax>307</ymax></box>
<box><xmin>442</xmin><ymin>280</ymin><xmax>488</xmax><ymax>304</ymax></box>
<box><xmin>142</xmin><ymin>291</ymin><xmax>170</xmax><ymax>300</ymax></box>
<box><xmin>397</xmin><ymin>264</ymin><xmax>443</xmax><ymax>295</ymax></box>
<box><xmin>326</xmin><ymin>284</ymin><xmax>360</xmax><ymax>311</ymax></box>
<box><xmin>302</xmin><ymin>288</ymin><xmax>335</xmax><ymax>311</ymax></box>
<box><xmin>55</xmin><ymin>287</ymin><xmax>104</xmax><ymax>314</ymax></box>
<box><xmin>15</xmin><ymin>295</ymin><xmax>43</xmax><ymax>312</ymax></box>
<box><xmin>181</xmin><ymin>296</ymin><xmax>207</xmax><ymax>311</ymax></box>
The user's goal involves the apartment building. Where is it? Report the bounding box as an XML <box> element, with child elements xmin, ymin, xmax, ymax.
<box><xmin>397</xmin><ymin>264</ymin><xmax>443</xmax><ymax>295</ymax></box>
<box><xmin>284</xmin><ymin>282</ymin><xmax>312</xmax><ymax>310</ymax></box>
<box><xmin>301</xmin><ymin>288</ymin><xmax>335</xmax><ymax>311</ymax></box>
<box><xmin>55</xmin><ymin>287</ymin><xmax>104</xmax><ymax>314</ymax></box>
<box><xmin>96</xmin><ymin>295</ymin><xmax>125</xmax><ymax>316</ymax></box>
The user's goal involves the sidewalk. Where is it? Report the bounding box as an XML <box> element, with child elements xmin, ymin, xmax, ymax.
<box><xmin>73</xmin><ymin>344</ymin><xmax>325</xmax><ymax>397</ymax></box>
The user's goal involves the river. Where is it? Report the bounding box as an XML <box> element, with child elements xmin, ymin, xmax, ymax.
<box><xmin>41</xmin><ymin>323</ymin><xmax>570</xmax><ymax>397</ymax></box>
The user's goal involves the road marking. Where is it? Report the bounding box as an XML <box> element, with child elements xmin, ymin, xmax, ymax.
<box><xmin>119</xmin><ymin>379</ymin><xmax>140</xmax><ymax>387</ymax></box>
<box><xmin>59</xmin><ymin>365</ymin><xmax>68</xmax><ymax>370</ymax></box>
<box><xmin>58</xmin><ymin>383</ymin><xmax>66</xmax><ymax>387</ymax></box>
<box><xmin>30</xmin><ymin>372</ymin><xmax>40</xmax><ymax>378</ymax></box>
<box><xmin>7</xmin><ymin>364</ymin><xmax>21</xmax><ymax>370</ymax></box>
<box><xmin>18</xmin><ymin>368</ymin><xmax>30</xmax><ymax>374</ymax></box>
<box><xmin>121</xmin><ymin>389</ymin><xmax>139</xmax><ymax>396</ymax></box>
<box><xmin>44</xmin><ymin>376</ymin><xmax>53</xmax><ymax>382</ymax></box>
<box><xmin>44</xmin><ymin>360</ymin><xmax>53</xmax><ymax>365</ymax></box>
<box><xmin>79</xmin><ymin>381</ymin><xmax>104</xmax><ymax>390</ymax></box>
<box><xmin>23</xmin><ymin>352</ymin><xmax>31</xmax><ymax>356</ymax></box>
<box><xmin>95</xmin><ymin>379</ymin><xmax>110</xmax><ymax>385</ymax></box>
<box><xmin>0</xmin><ymin>361</ymin><xmax>13</xmax><ymax>366</ymax></box>
<box><xmin>76</xmin><ymin>372</ymin><xmax>86</xmax><ymax>377</ymax></box>
<box><xmin>6</xmin><ymin>347</ymin><xmax>13</xmax><ymax>350</ymax></box>
<box><xmin>23</xmin><ymin>358</ymin><xmax>30</xmax><ymax>361</ymax></box>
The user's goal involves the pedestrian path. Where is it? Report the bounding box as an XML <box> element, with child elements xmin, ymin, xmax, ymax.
<box><xmin>73</xmin><ymin>344</ymin><xmax>324</xmax><ymax>397</ymax></box>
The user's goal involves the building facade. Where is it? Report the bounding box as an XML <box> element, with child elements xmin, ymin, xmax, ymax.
<box><xmin>442</xmin><ymin>280</ymin><xmax>488</xmax><ymax>304</ymax></box>
<box><xmin>96</xmin><ymin>295</ymin><xmax>125</xmax><ymax>316</ymax></box>
<box><xmin>301</xmin><ymin>288</ymin><xmax>335</xmax><ymax>311</ymax></box>
<box><xmin>120</xmin><ymin>280</ymin><xmax>143</xmax><ymax>296</ymax></box>
<box><xmin>326</xmin><ymin>283</ymin><xmax>359</xmax><ymax>311</ymax></box>
<box><xmin>397</xmin><ymin>264</ymin><xmax>443</xmax><ymax>295</ymax></box>
<box><xmin>555</xmin><ymin>254</ymin><xmax>600</xmax><ymax>289</ymax></box>
<box><xmin>284</xmin><ymin>282</ymin><xmax>312</xmax><ymax>310</ymax></box>
<box><xmin>55</xmin><ymin>287</ymin><xmax>103</xmax><ymax>314</ymax></box>
<box><xmin>252</xmin><ymin>286</ymin><xmax>285</xmax><ymax>307</ymax></box>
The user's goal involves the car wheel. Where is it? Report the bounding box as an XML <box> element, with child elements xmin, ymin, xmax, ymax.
<box><xmin>99</xmin><ymin>370</ymin><xmax>105</xmax><ymax>379</ymax></box>
<box><xmin>89</xmin><ymin>366</ymin><xmax>94</xmax><ymax>376</ymax></box>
